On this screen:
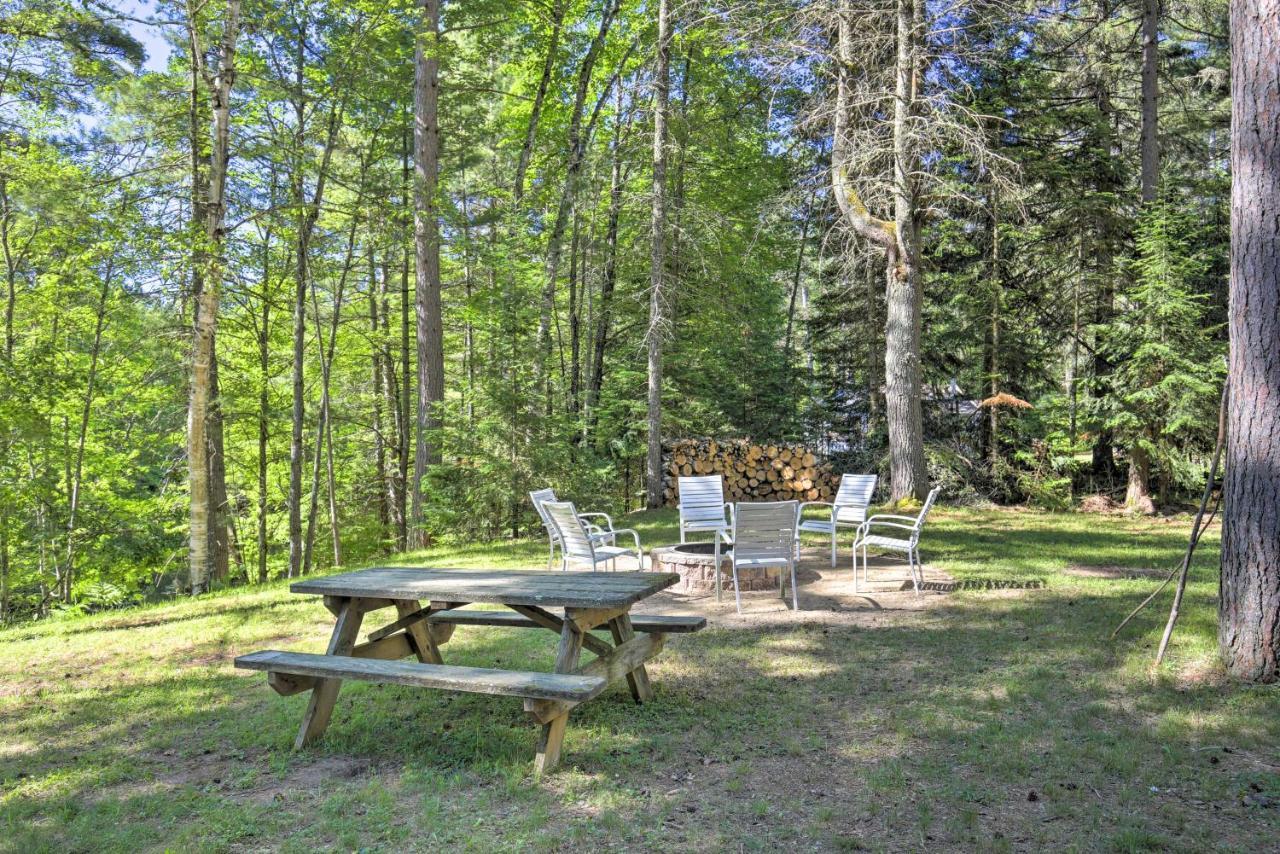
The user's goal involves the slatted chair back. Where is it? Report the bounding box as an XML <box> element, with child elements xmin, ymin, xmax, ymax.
<box><xmin>543</xmin><ymin>501</ymin><xmax>595</xmax><ymax>562</ymax></box>
<box><xmin>732</xmin><ymin>501</ymin><xmax>799</xmax><ymax>563</ymax></box>
<box><xmin>832</xmin><ymin>474</ymin><xmax>878</xmax><ymax>524</ymax></box>
<box><xmin>678</xmin><ymin>475</ymin><xmax>728</xmax><ymax>525</ymax></box>
<box><xmin>909</xmin><ymin>487</ymin><xmax>942</xmax><ymax>545</ymax></box>
<box><xmin>529</xmin><ymin>488</ymin><xmax>558</xmax><ymax>533</ymax></box>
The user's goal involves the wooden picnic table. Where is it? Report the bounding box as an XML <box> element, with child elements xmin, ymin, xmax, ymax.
<box><xmin>235</xmin><ymin>567</ymin><xmax>703</xmax><ymax>775</ymax></box>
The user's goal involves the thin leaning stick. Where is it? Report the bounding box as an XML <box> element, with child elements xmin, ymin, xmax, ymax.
<box><xmin>1110</xmin><ymin>382</ymin><xmax>1228</xmax><ymax>643</ymax></box>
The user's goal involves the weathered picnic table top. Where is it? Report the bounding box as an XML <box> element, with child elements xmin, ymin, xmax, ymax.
<box><xmin>291</xmin><ymin>567</ymin><xmax>681</xmax><ymax>609</ymax></box>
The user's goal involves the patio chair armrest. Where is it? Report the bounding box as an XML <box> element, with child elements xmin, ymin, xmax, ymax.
<box><xmin>856</xmin><ymin>519</ymin><xmax>917</xmax><ymax>536</ymax></box>
<box><xmin>576</xmin><ymin>511</ymin><xmax>614</xmax><ymax>530</ymax></box>
<box><xmin>865</xmin><ymin>514</ymin><xmax>919</xmax><ymax>524</ymax></box>
<box><xmin>797</xmin><ymin>501</ymin><xmax>834</xmax><ymax>513</ymax></box>
<box><xmin>605</xmin><ymin>527</ymin><xmax>643</xmax><ymax>552</ymax></box>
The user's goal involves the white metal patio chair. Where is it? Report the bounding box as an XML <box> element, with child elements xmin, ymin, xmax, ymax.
<box><xmin>850</xmin><ymin>487</ymin><xmax>941</xmax><ymax>595</ymax></box>
<box><xmin>530</xmin><ymin>488</ymin><xmax>616</xmax><ymax>570</ymax></box>
<box><xmin>795</xmin><ymin>473</ymin><xmax>878</xmax><ymax>567</ymax></box>
<box><xmin>543</xmin><ymin>500</ymin><xmax>643</xmax><ymax>572</ymax></box>
<box><xmin>725</xmin><ymin>500</ymin><xmax>800</xmax><ymax>615</ymax></box>
<box><xmin>677</xmin><ymin>475</ymin><xmax>734</xmax><ymax>600</ymax></box>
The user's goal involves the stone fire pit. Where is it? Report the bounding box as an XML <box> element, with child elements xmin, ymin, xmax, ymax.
<box><xmin>649</xmin><ymin>541</ymin><xmax>781</xmax><ymax>594</ymax></box>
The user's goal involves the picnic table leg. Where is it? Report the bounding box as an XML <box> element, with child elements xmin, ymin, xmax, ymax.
<box><xmin>533</xmin><ymin>619</ymin><xmax>584</xmax><ymax>777</ymax></box>
<box><xmin>607</xmin><ymin>613</ymin><xmax>655</xmax><ymax>703</ymax></box>
<box><xmin>396</xmin><ymin>599</ymin><xmax>443</xmax><ymax>664</ymax></box>
<box><xmin>295</xmin><ymin>597</ymin><xmax>364</xmax><ymax>749</ymax></box>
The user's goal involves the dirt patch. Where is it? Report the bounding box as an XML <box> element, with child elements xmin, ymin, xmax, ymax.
<box><xmin>1078</xmin><ymin>494</ymin><xmax>1123</xmax><ymax>514</ymax></box>
<box><xmin>633</xmin><ymin>548</ymin><xmax>955</xmax><ymax>631</ymax></box>
<box><xmin>87</xmin><ymin>749</ymin><xmax>380</xmax><ymax>808</ymax></box>
<box><xmin>1063</xmin><ymin>564</ymin><xmax>1169</xmax><ymax>580</ymax></box>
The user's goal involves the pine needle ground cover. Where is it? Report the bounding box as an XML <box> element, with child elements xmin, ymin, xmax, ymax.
<box><xmin>2</xmin><ymin>508</ymin><xmax>1277</xmax><ymax>852</ymax></box>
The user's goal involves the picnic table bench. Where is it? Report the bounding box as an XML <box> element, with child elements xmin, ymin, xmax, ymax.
<box><xmin>235</xmin><ymin>567</ymin><xmax>703</xmax><ymax>775</ymax></box>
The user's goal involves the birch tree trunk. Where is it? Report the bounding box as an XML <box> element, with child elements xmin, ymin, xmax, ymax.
<box><xmin>645</xmin><ymin>0</ymin><xmax>671</xmax><ymax>509</ymax></box>
<box><xmin>1220</xmin><ymin>0</ymin><xmax>1280</xmax><ymax>682</ymax></box>
<box><xmin>187</xmin><ymin>0</ymin><xmax>242</xmax><ymax>594</ymax></box>
<box><xmin>410</xmin><ymin>0</ymin><xmax>444</xmax><ymax>549</ymax></box>
<box><xmin>513</xmin><ymin>0</ymin><xmax>566</xmax><ymax>202</ymax></box>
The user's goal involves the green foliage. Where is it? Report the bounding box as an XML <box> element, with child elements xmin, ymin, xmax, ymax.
<box><xmin>0</xmin><ymin>0</ymin><xmax>1234</xmax><ymax>621</ymax></box>
<box><xmin>1099</xmin><ymin>200</ymin><xmax>1225</xmax><ymax>492</ymax></box>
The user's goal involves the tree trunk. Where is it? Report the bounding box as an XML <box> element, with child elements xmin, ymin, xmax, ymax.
<box><xmin>884</xmin><ymin>0</ymin><xmax>927</xmax><ymax>501</ymax></box>
<box><xmin>586</xmin><ymin>86</ymin><xmax>630</xmax><ymax>436</ymax></box>
<box><xmin>0</xmin><ymin>517</ymin><xmax>8</xmax><ymax>623</ymax></box>
<box><xmin>256</xmin><ymin>246</ymin><xmax>270</xmax><ymax>584</ymax></box>
<box><xmin>513</xmin><ymin>0</ymin><xmax>566</xmax><ymax>201</ymax></box>
<box><xmin>1125</xmin><ymin>443</ymin><xmax>1155</xmax><ymax>514</ymax></box>
<box><xmin>369</xmin><ymin>251</ymin><xmax>391</xmax><ymax>543</ymax></box>
<box><xmin>65</xmin><ymin>267</ymin><xmax>111</xmax><ymax>601</ymax></box>
<box><xmin>1</xmin><ymin>178</ymin><xmax>15</xmax><ymax>360</ymax></box>
<box><xmin>535</xmin><ymin>0</ymin><xmax>620</xmax><ymax>411</ymax></box>
<box><xmin>207</xmin><ymin>347</ymin><xmax>230</xmax><ymax>582</ymax></box>
<box><xmin>830</xmin><ymin>0</ymin><xmax>925</xmax><ymax>499</ymax></box>
<box><xmin>411</xmin><ymin>0</ymin><xmax>444</xmax><ymax>549</ymax></box>
<box><xmin>1220</xmin><ymin>0</ymin><xmax>1280</xmax><ymax>682</ymax></box>
<box><xmin>1140</xmin><ymin>0</ymin><xmax>1160</xmax><ymax>204</ymax></box>
<box><xmin>645</xmin><ymin>0</ymin><xmax>671</xmax><ymax>510</ymax></box>
<box><xmin>186</xmin><ymin>0</ymin><xmax>242</xmax><ymax>595</ymax></box>
<box><xmin>303</xmin><ymin>214</ymin><xmax>358</xmax><ymax>573</ymax></box>
<box><xmin>987</xmin><ymin>189</ymin><xmax>1001</xmax><ymax>462</ymax></box>
<box><xmin>568</xmin><ymin>213</ymin><xmax>581</xmax><ymax>416</ymax></box>
<box><xmin>396</xmin><ymin>130</ymin><xmax>412</xmax><ymax>551</ymax></box>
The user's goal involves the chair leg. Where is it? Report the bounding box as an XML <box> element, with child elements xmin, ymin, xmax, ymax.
<box><xmin>714</xmin><ymin>537</ymin><xmax>722</xmax><ymax>602</ymax></box>
<box><xmin>680</xmin><ymin>525</ymin><xmax>686</xmax><ymax>544</ymax></box>
<box><xmin>733</xmin><ymin>565</ymin><xmax>742</xmax><ymax>615</ymax></box>
<box><xmin>790</xmin><ymin>561</ymin><xmax>799</xmax><ymax>611</ymax></box>
<box><xmin>909</xmin><ymin>548</ymin><xmax>921</xmax><ymax>595</ymax></box>
<box><xmin>830</xmin><ymin>530</ymin><xmax>837</xmax><ymax>568</ymax></box>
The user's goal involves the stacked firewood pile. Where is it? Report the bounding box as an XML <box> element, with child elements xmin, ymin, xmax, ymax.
<box><xmin>662</xmin><ymin>439</ymin><xmax>839</xmax><ymax>505</ymax></box>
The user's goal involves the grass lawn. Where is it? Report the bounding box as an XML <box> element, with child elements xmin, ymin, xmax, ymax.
<box><xmin>2</xmin><ymin>507</ymin><xmax>1278</xmax><ymax>852</ymax></box>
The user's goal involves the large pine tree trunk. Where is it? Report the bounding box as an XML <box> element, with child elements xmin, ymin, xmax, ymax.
<box><xmin>410</xmin><ymin>0</ymin><xmax>444</xmax><ymax>549</ymax></box>
<box><xmin>645</xmin><ymin>0</ymin><xmax>671</xmax><ymax>510</ymax></box>
<box><xmin>885</xmin><ymin>0</ymin><xmax>927</xmax><ymax>501</ymax></box>
<box><xmin>1139</xmin><ymin>0</ymin><xmax>1160</xmax><ymax>204</ymax></box>
<box><xmin>1220</xmin><ymin>0</ymin><xmax>1280</xmax><ymax>682</ymax></box>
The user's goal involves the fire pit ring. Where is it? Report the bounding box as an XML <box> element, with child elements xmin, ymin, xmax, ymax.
<box><xmin>649</xmin><ymin>541</ymin><xmax>781</xmax><ymax>594</ymax></box>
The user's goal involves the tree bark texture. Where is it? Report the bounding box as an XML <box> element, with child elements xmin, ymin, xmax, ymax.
<box><xmin>1220</xmin><ymin>0</ymin><xmax>1280</xmax><ymax>682</ymax></box>
<box><xmin>645</xmin><ymin>0</ymin><xmax>671</xmax><ymax>509</ymax></box>
<box><xmin>1140</xmin><ymin>0</ymin><xmax>1160</xmax><ymax>204</ymax></box>
<box><xmin>411</xmin><ymin>0</ymin><xmax>444</xmax><ymax>549</ymax></box>
<box><xmin>830</xmin><ymin>0</ymin><xmax>927</xmax><ymax>502</ymax></box>
<box><xmin>187</xmin><ymin>0</ymin><xmax>242</xmax><ymax>594</ymax></box>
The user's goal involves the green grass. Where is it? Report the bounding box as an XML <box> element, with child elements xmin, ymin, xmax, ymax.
<box><xmin>2</xmin><ymin>507</ymin><xmax>1278</xmax><ymax>851</ymax></box>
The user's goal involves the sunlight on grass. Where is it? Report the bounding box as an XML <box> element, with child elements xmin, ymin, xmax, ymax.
<box><xmin>1</xmin><ymin>507</ymin><xmax>1275</xmax><ymax>851</ymax></box>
